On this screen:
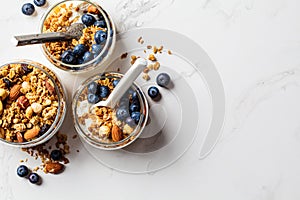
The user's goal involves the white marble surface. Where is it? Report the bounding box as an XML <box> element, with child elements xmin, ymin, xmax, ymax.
<box><xmin>1</xmin><ymin>0</ymin><xmax>300</xmax><ymax>199</ymax></box>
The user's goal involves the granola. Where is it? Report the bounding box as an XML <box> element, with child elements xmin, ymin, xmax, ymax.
<box><xmin>0</xmin><ymin>63</ymin><xmax>60</xmax><ymax>143</ymax></box>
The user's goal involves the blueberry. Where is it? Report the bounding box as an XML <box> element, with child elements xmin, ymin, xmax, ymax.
<box><xmin>94</xmin><ymin>30</ymin><xmax>107</xmax><ymax>44</ymax></box>
<box><xmin>82</xmin><ymin>51</ymin><xmax>94</xmax><ymax>63</ymax></box>
<box><xmin>116</xmin><ymin>107</ymin><xmax>129</xmax><ymax>120</ymax></box>
<box><xmin>131</xmin><ymin>112</ymin><xmax>141</xmax><ymax>124</ymax></box>
<box><xmin>33</xmin><ymin>0</ymin><xmax>46</xmax><ymax>7</ymax></box>
<box><xmin>28</xmin><ymin>173</ymin><xmax>40</xmax><ymax>184</ymax></box>
<box><xmin>77</xmin><ymin>57</ymin><xmax>84</xmax><ymax>64</ymax></box>
<box><xmin>50</xmin><ymin>149</ymin><xmax>62</xmax><ymax>161</ymax></box>
<box><xmin>87</xmin><ymin>93</ymin><xmax>100</xmax><ymax>104</ymax></box>
<box><xmin>118</xmin><ymin>97</ymin><xmax>129</xmax><ymax>108</ymax></box>
<box><xmin>99</xmin><ymin>85</ymin><xmax>109</xmax><ymax>98</ymax></box>
<box><xmin>91</xmin><ymin>44</ymin><xmax>102</xmax><ymax>55</ymax></box>
<box><xmin>112</xmin><ymin>79</ymin><xmax>120</xmax><ymax>87</ymax></box>
<box><xmin>61</xmin><ymin>50</ymin><xmax>76</xmax><ymax>64</ymax></box>
<box><xmin>73</xmin><ymin>44</ymin><xmax>87</xmax><ymax>56</ymax></box>
<box><xmin>131</xmin><ymin>91</ymin><xmax>138</xmax><ymax>100</ymax></box>
<box><xmin>94</xmin><ymin>20</ymin><xmax>106</xmax><ymax>28</ymax></box>
<box><xmin>87</xmin><ymin>82</ymin><xmax>99</xmax><ymax>94</ymax></box>
<box><xmin>22</xmin><ymin>3</ymin><xmax>35</xmax><ymax>16</ymax></box>
<box><xmin>39</xmin><ymin>124</ymin><xmax>50</xmax><ymax>135</ymax></box>
<box><xmin>17</xmin><ymin>165</ymin><xmax>29</xmax><ymax>177</ymax></box>
<box><xmin>125</xmin><ymin>117</ymin><xmax>136</xmax><ymax>127</ymax></box>
<box><xmin>3</xmin><ymin>78</ymin><xmax>12</xmax><ymax>88</ymax></box>
<box><xmin>129</xmin><ymin>103</ymin><xmax>140</xmax><ymax>113</ymax></box>
<box><xmin>81</xmin><ymin>14</ymin><xmax>95</xmax><ymax>26</ymax></box>
<box><xmin>156</xmin><ymin>73</ymin><xmax>171</xmax><ymax>87</ymax></box>
<box><xmin>148</xmin><ymin>86</ymin><xmax>159</xmax><ymax>99</ymax></box>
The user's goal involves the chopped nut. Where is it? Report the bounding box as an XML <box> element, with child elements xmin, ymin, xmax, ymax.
<box><xmin>0</xmin><ymin>88</ymin><xmax>9</xmax><ymax>100</ymax></box>
<box><xmin>31</xmin><ymin>103</ymin><xmax>43</xmax><ymax>113</ymax></box>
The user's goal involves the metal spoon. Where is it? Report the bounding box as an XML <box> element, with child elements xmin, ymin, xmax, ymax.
<box><xmin>90</xmin><ymin>58</ymin><xmax>148</xmax><ymax>110</ymax></box>
<box><xmin>12</xmin><ymin>23</ymin><xmax>85</xmax><ymax>46</ymax></box>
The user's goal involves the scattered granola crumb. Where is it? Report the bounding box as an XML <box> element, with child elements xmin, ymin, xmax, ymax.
<box><xmin>120</xmin><ymin>52</ymin><xmax>128</xmax><ymax>59</ymax></box>
<box><xmin>158</xmin><ymin>46</ymin><xmax>163</xmax><ymax>53</ymax></box>
<box><xmin>153</xmin><ymin>46</ymin><xmax>158</xmax><ymax>54</ymax></box>
<box><xmin>143</xmin><ymin>68</ymin><xmax>150</xmax><ymax>73</ymax></box>
<box><xmin>148</xmin><ymin>54</ymin><xmax>156</xmax><ymax>61</ymax></box>
<box><xmin>147</xmin><ymin>45</ymin><xmax>152</xmax><ymax>49</ymax></box>
<box><xmin>20</xmin><ymin>160</ymin><xmax>24</xmax><ymax>163</ymax></box>
<box><xmin>130</xmin><ymin>55</ymin><xmax>138</xmax><ymax>65</ymax></box>
<box><xmin>142</xmin><ymin>74</ymin><xmax>150</xmax><ymax>81</ymax></box>
<box><xmin>143</xmin><ymin>50</ymin><xmax>146</xmax><ymax>53</ymax></box>
<box><xmin>117</xmin><ymin>68</ymin><xmax>120</xmax><ymax>72</ymax></box>
<box><xmin>76</xmin><ymin>150</ymin><xmax>80</xmax><ymax>153</ymax></box>
<box><xmin>138</xmin><ymin>36</ymin><xmax>142</xmax><ymax>43</ymax></box>
<box><xmin>148</xmin><ymin>64</ymin><xmax>154</xmax><ymax>70</ymax></box>
<box><xmin>168</xmin><ymin>50</ymin><xmax>172</xmax><ymax>55</ymax></box>
<box><xmin>153</xmin><ymin>62</ymin><xmax>160</xmax><ymax>70</ymax></box>
<box><xmin>33</xmin><ymin>166</ymin><xmax>40</xmax><ymax>172</ymax></box>
<box><xmin>72</xmin><ymin>134</ymin><xmax>77</xmax><ymax>139</ymax></box>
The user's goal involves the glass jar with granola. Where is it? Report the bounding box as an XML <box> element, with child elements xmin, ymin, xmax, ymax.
<box><xmin>0</xmin><ymin>60</ymin><xmax>67</xmax><ymax>147</ymax></box>
<box><xmin>72</xmin><ymin>72</ymin><xmax>148</xmax><ymax>150</ymax></box>
<box><xmin>40</xmin><ymin>0</ymin><xmax>116</xmax><ymax>73</ymax></box>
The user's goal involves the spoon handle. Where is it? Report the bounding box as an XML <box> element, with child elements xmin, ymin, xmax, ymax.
<box><xmin>103</xmin><ymin>58</ymin><xmax>147</xmax><ymax>108</ymax></box>
<box><xmin>13</xmin><ymin>32</ymin><xmax>73</xmax><ymax>46</ymax></box>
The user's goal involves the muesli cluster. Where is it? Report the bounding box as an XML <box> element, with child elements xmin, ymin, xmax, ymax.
<box><xmin>42</xmin><ymin>1</ymin><xmax>108</xmax><ymax>65</ymax></box>
<box><xmin>77</xmin><ymin>75</ymin><xmax>142</xmax><ymax>144</ymax></box>
<box><xmin>0</xmin><ymin>63</ymin><xmax>59</xmax><ymax>143</ymax></box>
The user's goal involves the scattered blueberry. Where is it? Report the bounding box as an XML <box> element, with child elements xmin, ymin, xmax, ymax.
<box><xmin>125</xmin><ymin>117</ymin><xmax>136</xmax><ymax>127</ymax></box>
<box><xmin>94</xmin><ymin>20</ymin><xmax>106</xmax><ymax>28</ymax></box>
<box><xmin>91</xmin><ymin>44</ymin><xmax>102</xmax><ymax>55</ymax></box>
<box><xmin>97</xmin><ymin>14</ymin><xmax>104</xmax><ymax>21</ymax></box>
<box><xmin>116</xmin><ymin>107</ymin><xmax>129</xmax><ymax>120</ymax></box>
<box><xmin>50</xmin><ymin>149</ymin><xmax>63</xmax><ymax>161</ymax></box>
<box><xmin>131</xmin><ymin>111</ymin><xmax>141</xmax><ymax>124</ymax></box>
<box><xmin>61</xmin><ymin>50</ymin><xmax>76</xmax><ymax>64</ymax></box>
<box><xmin>98</xmin><ymin>85</ymin><xmax>109</xmax><ymax>98</ymax></box>
<box><xmin>22</xmin><ymin>3</ymin><xmax>35</xmax><ymax>16</ymax></box>
<box><xmin>28</xmin><ymin>173</ymin><xmax>40</xmax><ymax>184</ymax></box>
<box><xmin>33</xmin><ymin>0</ymin><xmax>46</xmax><ymax>7</ymax></box>
<box><xmin>148</xmin><ymin>86</ymin><xmax>159</xmax><ymax>99</ymax></box>
<box><xmin>112</xmin><ymin>79</ymin><xmax>120</xmax><ymax>87</ymax></box>
<box><xmin>156</xmin><ymin>73</ymin><xmax>171</xmax><ymax>87</ymax></box>
<box><xmin>17</xmin><ymin>165</ymin><xmax>29</xmax><ymax>177</ymax></box>
<box><xmin>81</xmin><ymin>14</ymin><xmax>95</xmax><ymax>26</ymax></box>
<box><xmin>129</xmin><ymin>103</ymin><xmax>140</xmax><ymax>113</ymax></box>
<box><xmin>3</xmin><ymin>78</ymin><xmax>12</xmax><ymax>88</ymax></box>
<box><xmin>87</xmin><ymin>93</ymin><xmax>100</xmax><ymax>104</ymax></box>
<box><xmin>94</xmin><ymin>30</ymin><xmax>107</xmax><ymax>44</ymax></box>
<box><xmin>87</xmin><ymin>82</ymin><xmax>99</xmax><ymax>94</ymax></box>
<box><xmin>39</xmin><ymin>124</ymin><xmax>50</xmax><ymax>135</ymax></box>
<box><xmin>73</xmin><ymin>44</ymin><xmax>87</xmax><ymax>57</ymax></box>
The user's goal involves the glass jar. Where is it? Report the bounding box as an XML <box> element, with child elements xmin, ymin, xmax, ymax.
<box><xmin>0</xmin><ymin>60</ymin><xmax>67</xmax><ymax>147</ymax></box>
<box><xmin>72</xmin><ymin>72</ymin><xmax>149</xmax><ymax>150</ymax></box>
<box><xmin>40</xmin><ymin>0</ymin><xmax>116</xmax><ymax>73</ymax></box>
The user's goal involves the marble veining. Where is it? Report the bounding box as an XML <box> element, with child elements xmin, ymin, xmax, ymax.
<box><xmin>114</xmin><ymin>0</ymin><xmax>174</xmax><ymax>32</ymax></box>
<box><xmin>0</xmin><ymin>147</ymin><xmax>16</xmax><ymax>200</ymax></box>
<box><xmin>229</xmin><ymin>68</ymin><xmax>300</xmax><ymax>138</ymax></box>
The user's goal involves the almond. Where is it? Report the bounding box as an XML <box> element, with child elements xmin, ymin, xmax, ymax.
<box><xmin>17</xmin><ymin>96</ymin><xmax>30</xmax><ymax>109</ymax></box>
<box><xmin>0</xmin><ymin>100</ymin><xmax>3</xmax><ymax>115</ymax></box>
<box><xmin>9</xmin><ymin>84</ymin><xmax>21</xmax><ymax>100</ymax></box>
<box><xmin>45</xmin><ymin>79</ymin><xmax>55</xmax><ymax>95</ymax></box>
<box><xmin>16</xmin><ymin>132</ymin><xmax>23</xmax><ymax>143</ymax></box>
<box><xmin>112</xmin><ymin>125</ymin><xmax>123</xmax><ymax>142</ymax></box>
<box><xmin>24</xmin><ymin>126</ymin><xmax>40</xmax><ymax>140</ymax></box>
<box><xmin>45</xmin><ymin>162</ymin><xmax>64</xmax><ymax>174</ymax></box>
